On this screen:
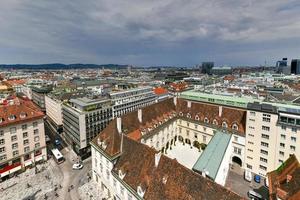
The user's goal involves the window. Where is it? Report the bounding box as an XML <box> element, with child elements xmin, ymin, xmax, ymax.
<box><xmin>203</xmin><ymin>127</ymin><xmax>207</xmax><ymax>132</ymax></box>
<box><xmin>11</xmin><ymin>135</ymin><xmax>17</xmax><ymax>142</ymax></box>
<box><xmin>0</xmin><ymin>154</ymin><xmax>6</xmax><ymax>161</ymax></box>
<box><xmin>0</xmin><ymin>130</ymin><xmax>3</xmax><ymax>137</ymax></box>
<box><xmin>187</xmin><ymin>122</ymin><xmax>189</xmax><ymax>127</ymax></box>
<box><xmin>280</xmin><ymin>143</ymin><xmax>285</xmax><ymax>148</ymax></box>
<box><xmin>262</xmin><ymin>117</ymin><xmax>270</xmax><ymax>122</ymax></box>
<box><xmin>282</xmin><ymin>125</ymin><xmax>286</xmax><ymax>130</ymax></box>
<box><xmin>113</xmin><ymin>179</ymin><xmax>117</xmax><ymax>187</ymax></box>
<box><xmin>33</xmin><ymin>121</ymin><xmax>38</xmax><ymax>127</ymax></box>
<box><xmin>179</xmin><ymin>120</ymin><xmax>182</xmax><ymax>124</ymax></box>
<box><xmin>248</xmin><ymin>133</ymin><xmax>254</xmax><ymax>137</ymax></box>
<box><xmin>120</xmin><ymin>186</ymin><xmax>124</xmax><ymax>196</ymax></box>
<box><xmin>247</xmin><ymin>148</ymin><xmax>253</xmax><ymax>152</ymax></box>
<box><xmin>259</xmin><ymin>165</ymin><xmax>267</xmax><ymax>171</ymax></box>
<box><xmin>247</xmin><ymin>156</ymin><xmax>253</xmax><ymax>160</ymax></box>
<box><xmin>35</xmin><ymin>143</ymin><xmax>40</xmax><ymax>149</ymax></box>
<box><xmin>128</xmin><ymin>193</ymin><xmax>133</xmax><ymax>200</ymax></box>
<box><xmin>23</xmin><ymin>132</ymin><xmax>28</xmax><ymax>138</ymax></box>
<box><xmin>248</xmin><ymin>141</ymin><xmax>254</xmax><ymax>145</ymax></box>
<box><xmin>34</xmin><ymin>136</ymin><xmax>40</xmax><ymax>142</ymax></box>
<box><xmin>234</xmin><ymin>136</ymin><xmax>238</xmax><ymax>142</ymax></box>
<box><xmin>261</xmin><ymin>134</ymin><xmax>269</xmax><ymax>139</ymax></box>
<box><xmin>248</xmin><ymin>126</ymin><xmax>255</xmax><ymax>130</ymax></box>
<box><xmin>10</xmin><ymin>127</ymin><xmax>16</xmax><ymax>134</ymax></box>
<box><xmin>0</xmin><ymin>147</ymin><xmax>5</xmax><ymax>153</ymax></box>
<box><xmin>292</xmin><ymin>127</ymin><xmax>297</xmax><ymax>132</ymax></box>
<box><xmin>34</xmin><ymin>129</ymin><xmax>39</xmax><ymax>135</ymax></box>
<box><xmin>250</xmin><ymin>111</ymin><xmax>256</xmax><ymax>116</ymax></box>
<box><xmin>12</xmin><ymin>143</ymin><xmax>18</xmax><ymax>149</ymax></box>
<box><xmin>179</xmin><ymin>128</ymin><xmax>182</xmax><ymax>133</ymax></box>
<box><xmin>194</xmin><ymin>133</ymin><xmax>198</xmax><ymax>139</ymax></box>
<box><xmin>290</xmin><ymin>145</ymin><xmax>296</xmax><ymax>151</ymax></box>
<box><xmin>194</xmin><ymin>124</ymin><xmax>198</xmax><ymax>129</ymax></box>
<box><xmin>222</xmin><ymin>122</ymin><xmax>228</xmax><ymax>128</ymax></box>
<box><xmin>0</xmin><ymin>139</ymin><xmax>4</xmax><ymax>145</ymax></box>
<box><xmin>279</xmin><ymin>151</ymin><xmax>284</xmax><ymax>156</ymax></box>
<box><xmin>202</xmin><ymin>135</ymin><xmax>206</xmax><ymax>143</ymax></box>
<box><xmin>22</xmin><ymin>124</ymin><xmax>27</xmax><ymax>130</ymax></box>
<box><xmin>24</xmin><ymin>146</ymin><xmax>30</xmax><ymax>153</ymax></box>
<box><xmin>234</xmin><ymin>147</ymin><xmax>241</xmax><ymax>155</ymax></box>
<box><xmin>232</xmin><ymin>124</ymin><xmax>238</xmax><ymax>130</ymax></box>
<box><xmin>186</xmin><ymin>130</ymin><xmax>189</xmax><ymax>136</ymax></box>
<box><xmin>260</xmin><ymin>157</ymin><xmax>268</xmax><ymax>163</ymax></box>
<box><xmin>23</xmin><ymin>139</ymin><xmax>29</xmax><ymax>145</ymax></box>
<box><xmin>249</xmin><ymin>118</ymin><xmax>255</xmax><ymax>122</ymax></box>
<box><xmin>281</xmin><ymin>134</ymin><xmax>286</xmax><ymax>140</ymax></box>
<box><xmin>247</xmin><ymin>164</ymin><xmax>252</xmax><ymax>169</ymax></box>
<box><xmin>291</xmin><ymin>137</ymin><xmax>296</xmax><ymax>142</ymax></box>
<box><xmin>13</xmin><ymin>150</ymin><xmax>19</xmax><ymax>157</ymax></box>
<box><xmin>261</xmin><ymin>142</ymin><xmax>269</xmax><ymax>147</ymax></box>
<box><xmin>262</xmin><ymin>126</ymin><xmax>270</xmax><ymax>131</ymax></box>
<box><xmin>260</xmin><ymin>149</ymin><xmax>268</xmax><ymax>155</ymax></box>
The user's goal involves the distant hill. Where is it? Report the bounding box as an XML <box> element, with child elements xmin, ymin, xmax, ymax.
<box><xmin>0</xmin><ymin>63</ymin><xmax>130</xmax><ymax>69</ymax></box>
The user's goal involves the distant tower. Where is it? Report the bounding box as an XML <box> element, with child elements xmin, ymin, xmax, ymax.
<box><xmin>127</xmin><ymin>65</ymin><xmax>132</xmax><ymax>73</ymax></box>
<box><xmin>291</xmin><ymin>59</ymin><xmax>300</xmax><ymax>74</ymax></box>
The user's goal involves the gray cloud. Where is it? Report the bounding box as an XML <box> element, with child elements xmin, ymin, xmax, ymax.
<box><xmin>0</xmin><ymin>0</ymin><xmax>300</xmax><ymax>66</ymax></box>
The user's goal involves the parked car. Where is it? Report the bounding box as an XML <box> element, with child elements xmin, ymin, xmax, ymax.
<box><xmin>254</xmin><ymin>175</ymin><xmax>261</xmax><ymax>183</ymax></box>
<box><xmin>247</xmin><ymin>190</ymin><xmax>263</xmax><ymax>200</ymax></box>
<box><xmin>244</xmin><ymin>170</ymin><xmax>252</xmax><ymax>182</ymax></box>
<box><xmin>72</xmin><ymin>163</ymin><xmax>83</xmax><ymax>170</ymax></box>
<box><xmin>54</xmin><ymin>139</ymin><xmax>61</xmax><ymax>146</ymax></box>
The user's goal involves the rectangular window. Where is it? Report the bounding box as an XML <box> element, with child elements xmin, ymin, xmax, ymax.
<box><xmin>279</xmin><ymin>151</ymin><xmax>284</xmax><ymax>156</ymax></box>
<box><xmin>282</xmin><ymin>125</ymin><xmax>286</xmax><ymax>130</ymax></box>
<box><xmin>23</xmin><ymin>139</ymin><xmax>29</xmax><ymax>145</ymax></box>
<box><xmin>34</xmin><ymin>136</ymin><xmax>40</xmax><ymax>142</ymax></box>
<box><xmin>262</xmin><ymin>117</ymin><xmax>270</xmax><ymax>122</ymax></box>
<box><xmin>234</xmin><ymin>136</ymin><xmax>238</xmax><ymax>141</ymax></box>
<box><xmin>22</xmin><ymin>124</ymin><xmax>27</xmax><ymax>130</ymax></box>
<box><xmin>13</xmin><ymin>150</ymin><xmax>19</xmax><ymax>157</ymax></box>
<box><xmin>247</xmin><ymin>148</ymin><xmax>253</xmax><ymax>152</ymax></box>
<box><xmin>34</xmin><ymin>129</ymin><xmax>39</xmax><ymax>135</ymax></box>
<box><xmin>0</xmin><ymin>154</ymin><xmax>6</xmax><ymax>161</ymax></box>
<box><xmin>194</xmin><ymin>124</ymin><xmax>198</xmax><ymax>129</ymax></box>
<box><xmin>202</xmin><ymin>135</ymin><xmax>206</xmax><ymax>143</ymax></box>
<box><xmin>280</xmin><ymin>143</ymin><xmax>285</xmax><ymax>148</ymax></box>
<box><xmin>33</xmin><ymin>121</ymin><xmax>38</xmax><ymax>127</ymax></box>
<box><xmin>291</xmin><ymin>137</ymin><xmax>296</xmax><ymax>142</ymax></box>
<box><xmin>10</xmin><ymin>127</ymin><xmax>16</xmax><ymax>134</ymax></box>
<box><xmin>248</xmin><ymin>141</ymin><xmax>254</xmax><ymax>145</ymax></box>
<box><xmin>24</xmin><ymin>146</ymin><xmax>30</xmax><ymax>153</ymax></box>
<box><xmin>0</xmin><ymin>139</ymin><xmax>4</xmax><ymax>145</ymax></box>
<box><xmin>11</xmin><ymin>135</ymin><xmax>17</xmax><ymax>142</ymax></box>
<box><xmin>0</xmin><ymin>147</ymin><xmax>5</xmax><ymax>153</ymax></box>
<box><xmin>247</xmin><ymin>164</ymin><xmax>252</xmax><ymax>169</ymax></box>
<box><xmin>290</xmin><ymin>145</ymin><xmax>296</xmax><ymax>151</ymax></box>
<box><xmin>12</xmin><ymin>143</ymin><xmax>18</xmax><ymax>149</ymax></box>
<box><xmin>35</xmin><ymin>143</ymin><xmax>40</xmax><ymax>149</ymax></box>
<box><xmin>292</xmin><ymin>127</ymin><xmax>297</xmax><ymax>132</ymax></box>
<box><xmin>250</xmin><ymin>111</ymin><xmax>256</xmax><ymax>116</ymax></box>
<box><xmin>281</xmin><ymin>134</ymin><xmax>286</xmax><ymax>139</ymax></box>
<box><xmin>259</xmin><ymin>165</ymin><xmax>267</xmax><ymax>171</ymax></box>
<box><xmin>186</xmin><ymin>130</ymin><xmax>189</xmax><ymax>136</ymax></box>
<box><xmin>261</xmin><ymin>142</ymin><xmax>269</xmax><ymax>147</ymax></box>
<box><xmin>234</xmin><ymin>147</ymin><xmax>241</xmax><ymax>155</ymax></box>
<box><xmin>247</xmin><ymin>156</ymin><xmax>253</xmax><ymax>160</ymax></box>
<box><xmin>260</xmin><ymin>149</ymin><xmax>268</xmax><ymax>155</ymax></box>
<box><xmin>262</xmin><ymin>126</ymin><xmax>270</xmax><ymax>131</ymax></box>
<box><xmin>0</xmin><ymin>130</ymin><xmax>3</xmax><ymax>137</ymax></box>
<box><xmin>23</xmin><ymin>132</ymin><xmax>28</xmax><ymax>138</ymax></box>
<box><xmin>260</xmin><ymin>157</ymin><xmax>268</xmax><ymax>163</ymax></box>
<box><xmin>261</xmin><ymin>134</ymin><xmax>269</xmax><ymax>139</ymax></box>
<box><xmin>248</xmin><ymin>133</ymin><xmax>254</xmax><ymax>137</ymax></box>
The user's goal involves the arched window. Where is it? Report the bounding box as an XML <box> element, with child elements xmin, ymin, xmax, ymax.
<box><xmin>222</xmin><ymin>122</ymin><xmax>228</xmax><ymax>128</ymax></box>
<box><xmin>179</xmin><ymin>112</ymin><xmax>183</xmax><ymax>116</ymax></box>
<box><xmin>232</xmin><ymin>123</ymin><xmax>238</xmax><ymax>131</ymax></box>
<box><xmin>195</xmin><ymin>115</ymin><xmax>200</xmax><ymax>120</ymax></box>
<box><xmin>213</xmin><ymin>119</ymin><xmax>218</xmax><ymax>125</ymax></box>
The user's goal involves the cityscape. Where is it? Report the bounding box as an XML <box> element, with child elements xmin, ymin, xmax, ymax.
<box><xmin>1</xmin><ymin>1</ymin><xmax>300</xmax><ymax>200</ymax></box>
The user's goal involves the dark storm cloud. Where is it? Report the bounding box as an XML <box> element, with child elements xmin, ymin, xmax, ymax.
<box><xmin>0</xmin><ymin>0</ymin><xmax>300</xmax><ymax>66</ymax></box>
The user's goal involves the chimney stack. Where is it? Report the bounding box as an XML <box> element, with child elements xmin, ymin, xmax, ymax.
<box><xmin>117</xmin><ymin>117</ymin><xmax>122</xmax><ymax>134</ymax></box>
<box><xmin>219</xmin><ymin>106</ymin><xmax>223</xmax><ymax>117</ymax></box>
<box><xmin>187</xmin><ymin>101</ymin><xmax>191</xmax><ymax>108</ymax></box>
<box><xmin>138</xmin><ymin>109</ymin><xmax>142</xmax><ymax>123</ymax></box>
<box><xmin>173</xmin><ymin>97</ymin><xmax>177</xmax><ymax>106</ymax></box>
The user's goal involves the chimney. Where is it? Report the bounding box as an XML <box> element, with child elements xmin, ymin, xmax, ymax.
<box><xmin>173</xmin><ymin>97</ymin><xmax>177</xmax><ymax>106</ymax></box>
<box><xmin>138</xmin><ymin>109</ymin><xmax>142</xmax><ymax>123</ymax></box>
<box><xmin>117</xmin><ymin>117</ymin><xmax>122</xmax><ymax>134</ymax></box>
<box><xmin>187</xmin><ymin>101</ymin><xmax>191</xmax><ymax>108</ymax></box>
<box><xmin>219</xmin><ymin>106</ymin><xmax>223</xmax><ymax>117</ymax></box>
<box><xmin>155</xmin><ymin>152</ymin><xmax>162</xmax><ymax>167</ymax></box>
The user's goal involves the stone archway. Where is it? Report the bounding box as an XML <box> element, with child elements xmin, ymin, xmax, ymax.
<box><xmin>232</xmin><ymin>156</ymin><xmax>242</xmax><ymax>167</ymax></box>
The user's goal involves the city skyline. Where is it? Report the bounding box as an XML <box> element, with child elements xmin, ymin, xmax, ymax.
<box><xmin>1</xmin><ymin>1</ymin><xmax>300</xmax><ymax>66</ymax></box>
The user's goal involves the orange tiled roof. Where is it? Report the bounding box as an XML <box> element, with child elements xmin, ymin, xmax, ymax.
<box><xmin>153</xmin><ymin>87</ymin><xmax>168</xmax><ymax>95</ymax></box>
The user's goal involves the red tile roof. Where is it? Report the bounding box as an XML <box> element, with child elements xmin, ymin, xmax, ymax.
<box><xmin>153</xmin><ymin>87</ymin><xmax>168</xmax><ymax>95</ymax></box>
<box><xmin>0</xmin><ymin>100</ymin><xmax>44</xmax><ymax>127</ymax></box>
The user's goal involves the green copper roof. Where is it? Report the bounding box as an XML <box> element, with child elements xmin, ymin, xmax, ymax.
<box><xmin>192</xmin><ymin>132</ymin><xmax>231</xmax><ymax>180</ymax></box>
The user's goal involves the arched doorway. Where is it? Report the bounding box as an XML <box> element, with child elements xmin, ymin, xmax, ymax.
<box><xmin>178</xmin><ymin>136</ymin><xmax>183</xmax><ymax>142</ymax></box>
<box><xmin>193</xmin><ymin>141</ymin><xmax>201</xmax><ymax>149</ymax></box>
<box><xmin>185</xmin><ymin>138</ymin><xmax>191</xmax><ymax>145</ymax></box>
<box><xmin>232</xmin><ymin>156</ymin><xmax>242</xmax><ymax>167</ymax></box>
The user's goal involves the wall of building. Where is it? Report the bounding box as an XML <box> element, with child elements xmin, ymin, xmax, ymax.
<box><xmin>45</xmin><ymin>95</ymin><xmax>63</xmax><ymax>126</ymax></box>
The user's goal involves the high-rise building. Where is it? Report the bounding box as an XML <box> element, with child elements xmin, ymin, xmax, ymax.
<box><xmin>201</xmin><ymin>62</ymin><xmax>214</xmax><ymax>74</ymax></box>
<box><xmin>291</xmin><ymin>59</ymin><xmax>300</xmax><ymax>74</ymax></box>
<box><xmin>276</xmin><ymin>58</ymin><xmax>288</xmax><ymax>74</ymax></box>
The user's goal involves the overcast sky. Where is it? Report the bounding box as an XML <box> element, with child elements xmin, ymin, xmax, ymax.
<box><xmin>1</xmin><ymin>0</ymin><xmax>300</xmax><ymax>66</ymax></box>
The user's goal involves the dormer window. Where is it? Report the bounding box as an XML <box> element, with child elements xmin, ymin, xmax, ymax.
<box><xmin>232</xmin><ymin>123</ymin><xmax>238</xmax><ymax>131</ymax></box>
<box><xmin>222</xmin><ymin>122</ymin><xmax>228</xmax><ymax>128</ymax></box>
<box><xmin>195</xmin><ymin>115</ymin><xmax>199</xmax><ymax>120</ymax></box>
<box><xmin>179</xmin><ymin>112</ymin><xmax>183</xmax><ymax>116</ymax></box>
<box><xmin>137</xmin><ymin>185</ymin><xmax>145</xmax><ymax>198</ymax></box>
<box><xmin>0</xmin><ymin>118</ymin><xmax>3</xmax><ymax>123</ymax></box>
<box><xmin>8</xmin><ymin>115</ymin><xmax>16</xmax><ymax>121</ymax></box>
<box><xmin>204</xmin><ymin>117</ymin><xmax>209</xmax><ymax>123</ymax></box>
<box><xmin>118</xmin><ymin>169</ymin><xmax>126</xmax><ymax>179</ymax></box>
<box><xmin>20</xmin><ymin>112</ymin><xmax>27</xmax><ymax>119</ymax></box>
<box><xmin>213</xmin><ymin>119</ymin><xmax>218</xmax><ymax>125</ymax></box>
<box><xmin>187</xmin><ymin>113</ymin><xmax>191</xmax><ymax>118</ymax></box>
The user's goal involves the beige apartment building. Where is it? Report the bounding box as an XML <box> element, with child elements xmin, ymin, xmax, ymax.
<box><xmin>0</xmin><ymin>100</ymin><xmax>47</xmax><ymax>181</ymax></box>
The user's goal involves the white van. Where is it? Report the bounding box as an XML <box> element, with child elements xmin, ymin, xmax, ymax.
<box><xmin>244</xmin><ymin>170</ymin><xmax>252</xmax><ymax>182</ymax></box>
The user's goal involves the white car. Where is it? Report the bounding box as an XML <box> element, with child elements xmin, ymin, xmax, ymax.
<box><xmin>45</xmin><ymin>135</ymin><xmax>51</xmax><ymax>143</ymax></box>
<box><xmin>244</xmin><ymin>170</ymin><xmax>252</xmax><ymax>182</ymax></box>
<box><xmin>72</xmin><ymin>163</ymin><xmax>83</xmax><ymax>170</ymax></box>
